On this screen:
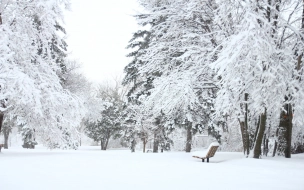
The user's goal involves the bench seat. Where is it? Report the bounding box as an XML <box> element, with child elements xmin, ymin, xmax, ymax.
<box><xmin>192</xmin><ymin>142</ymin><xmax>219</xmax><ymax>162</ymax></box>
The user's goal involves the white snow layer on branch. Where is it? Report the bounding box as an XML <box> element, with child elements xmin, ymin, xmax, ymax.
<box><xmin>142</xmin><ymin>73</ymin><xmax>204</xmax><ymax>125</ymax></box>
<box><xmin>0</xmin><ymin>0</ymin><xmax>85</xmax><ymax>148</ymax></box>
<box><xmin>212</xmin><ymin>0</ymin><xmax>304</xmax><ymax>125</ymax></box>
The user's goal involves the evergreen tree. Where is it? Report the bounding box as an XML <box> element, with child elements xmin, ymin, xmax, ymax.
<box><xmin>125</xmin><ymin>0</ymin><xmax>221</xmax><ymax>152</ymax></box>
<box><xmin>85</xmin><ymin>80</ymin><xmax>125</xmax><ymax>150</ymax></box>
<box><xmin>85</xmin><ymin>103</ymin><xmax>122</xmax><ymax>150</ymax></box>
<box><xmin>22</xmin><ymin>127</ymin><xmax>37</xmax><ymax>149</ymax></box>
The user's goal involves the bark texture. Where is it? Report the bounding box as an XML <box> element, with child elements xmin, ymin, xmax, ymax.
<box><xmin>153</xmin><ymin>133</ymin><xmax>159</xmax><ymax>153</ymax></box>
<box><xmin>239</xmin><ymin>93</ymin><xmax>250</xmax><ymax>156</ymax></box>
<box><xmin>185</xmin><ymin>123</ymin><xmax>192</xmax><ymax>153</ymax></box>
<box><xmin>143</xmin><ymin>138</ymin><xmax>147</xmax><ymax>153</ymax></box>
<box><xmin>278</xmin><ymin>103</ymin><xmax>293</xmax><ymax>158</ymax></box>
<box><xmin>131</xmin><ymin>139</ymin><xmax>136</xmax><ymax>153</ymax></box>
<box><xmin>253</xmin><ymin>110</ymin><xmax>267</xmax><ymax>159</ymax></box>
<box><xmin>4</xmin><ymin>129</ymin><xmax>9</xmax><ymax>149</ymax></box>
<box><xmin>0</xmin><ymin>112</ymin><xmax>3</xmax><ymax>136</ymax></box>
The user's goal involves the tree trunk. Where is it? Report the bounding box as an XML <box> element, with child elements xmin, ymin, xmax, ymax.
<box><xmin>244</xmin><ymin>93</ymin><xmax>250</xmax><ymax>156</ymax></box>
<box><xmin>143</xmin><ymin>138</ymin><xmax>146</xmax><ymax>153</ymax></box>
<box><xmin>285</xmin><ymin>104</ymin><xmax>293</xmax><ymax>158</ymax></box>
<box><xmin>104</xmin><ymin>135</ymin><xmax>110</xmax><ymax>150</ymax></box>
<box><xmin>238</xmin><ymin>120</ymin><xmax>246</xmax><ymax>154</ymax></box>
<box><xmin>4</xmin><ymin>129</ymin><xmax>9</xmax><ymax>149</ymax></box>
<box><xmin>273</xmin><ymin>141</ymin><xmax>278</xmax><ymax>157</ymax></box>
<box><xmin>239</xmin><ymin>93</ymin><xmax>250</xmax><ymax>156</ymax></box>
<box><xmin>278</xmin><ymin>103</ymin><xmax>292</xmax><ymax>158</ymax></box>
<box><xmin>253</xmin><ymin>110</ymin><xmax>267</xmax><ymax>159</ymax></box>
<box><xmin>101</xmin><ymin>139</ymin><xmax>107</xmax><ymax>150</ymax></box>
<box><xmin>101</xmin><ymin>131</ymin><xmax>111</xmax><ymax>151</ymax></box>
<box><xmin>185</xmin><ymin>123</ymin><xmax>192</xmax><ymax>153</ymax></box>
<box><xmin>0</xmin><ymin>112</ymin><xmax>4</xmax><ymax>136</ymax></box>
<box><xmin>153</xmin><ymin>133</ymin><xmax>159</xmax><ymax>153</ymax></box>
<box><xmin>252</xmin><ymin>117</ymin><xmax>261</xmax><ymax>150</ymax></box>
<box><xmin>131</xmin><ymin>139</ymin><xmax>136</xmax><ymax>153</ymax></box>
<box><xmin>263</xmin><ymin>135</ymin><xmax>269</xmax><ymax>156</ymax></box>
<box><xmin>272</xmin><ymin>128</ymin><xmax>279</xmax><ymax>157</ymax></box>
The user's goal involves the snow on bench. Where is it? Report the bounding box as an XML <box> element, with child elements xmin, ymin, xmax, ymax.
<box><xmin>192</xmin><ymin>142</ymin><xmax>220</xmax><ymax>163</ymax></box>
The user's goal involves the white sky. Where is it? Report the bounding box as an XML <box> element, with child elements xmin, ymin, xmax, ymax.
<box><xmin>64</xmin><ymin>0</ymin><xmax>141</xmax><ymax>84</ymax></box>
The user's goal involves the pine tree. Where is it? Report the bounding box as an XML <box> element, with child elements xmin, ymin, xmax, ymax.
<box><xmin>122</xmin><ymin>16</ymin><xmax>165</xmax><ymax>152</ymax></box>
<box><xmin>85</xmin><ymin>81</ymin><xmax>125</xmax><ymax>150</ymax></box>
<box><xmin>22</xmin><ymin>127</ymin><xmax>37</xmax><ymax>149</ymax></box>
<box><xmin>128</xmin><ymin>0</ymin><xmax>221</xmax><ymax>152</ymax></box>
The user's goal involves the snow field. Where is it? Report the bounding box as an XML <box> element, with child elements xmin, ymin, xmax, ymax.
<box><xmin>0</xmin><ymin>146</ymin><xmax>303</xmax><ymax>190</ymax></box>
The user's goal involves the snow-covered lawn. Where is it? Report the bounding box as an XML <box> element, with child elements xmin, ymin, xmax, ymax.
<box><xmin>1</xmin><ymin>146</ymin><xmax>303</xmax><ymax>190</ymax></box>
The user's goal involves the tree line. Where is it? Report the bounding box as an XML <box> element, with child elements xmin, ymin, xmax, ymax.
<box><xmin>116</xmin><ymin>0</ymin><xmax>304</xmax><ymax>158</ymax></box>
<box><xmin>1</xmin><ymin>0</ymin><xmax>304</xmax><ymax>159</ymax></box>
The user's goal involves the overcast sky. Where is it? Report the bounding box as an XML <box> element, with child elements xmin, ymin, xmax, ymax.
<box><xmin>64</xmin><ymin>0</ymin><xmax>141</xmax><ymax>84</ymax></box>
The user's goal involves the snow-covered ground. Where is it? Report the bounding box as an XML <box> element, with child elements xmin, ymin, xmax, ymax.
<box><xmin>0</xmin><ymin>146</ymin><xmax>303</xmax><ymax>190</ymax></box>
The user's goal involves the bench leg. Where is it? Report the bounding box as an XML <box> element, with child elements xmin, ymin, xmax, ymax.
<box><xmin>207</xmin><ymin>158</ymin><xmax>209</xmax><ymax>163</ymax></box>
<box><xmin>202</xmin><ymin>159</ymin><xmax>204</xmax><ymax>162</ymax></box>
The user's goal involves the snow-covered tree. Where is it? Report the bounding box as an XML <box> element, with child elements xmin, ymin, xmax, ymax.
<box><xmin>126</xmin><ymin>0</ymin><xmax>304</xmax><ymax>157</ymax></box>
<box><xmin>124</xmin><ymin>0</ymin><xmax>221</xmax><ymax>152</ymax></box>
<box><xmin>58</xmin><ymin>60</ymin><xmax>94</xmax><ymax>146</ymax></box>
<box><xmin>22</xmin><ymin>126</ymin><xmax>37</xmax><ymax>149</ymax></box>
<box><xmin>85</xmin><ymin>79</ymin><xmax>126</xmax><ymax>150</ymax></box>
<box><xmin>0</xmin><ymin>0</ymin><xmax>85</xmax><ymax>148</ymax></box>
<box><xmin>212</xmin><ymin>0</ymin><xmax>304</xmax><ymax>158</ymax></box>
<box><xmin>123</xmin><ymin>16</ymin><xmax>171</xmax><ymax>152</ymax></box>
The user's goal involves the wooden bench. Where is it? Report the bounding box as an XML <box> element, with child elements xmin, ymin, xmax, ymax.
<box><xmin>192</xmin><ymin>142</ymin><xmax>219</xmax><ymax>163</ymax></box>
<box><xmin>0</xmin><ymin>144</ymin><xmax>4</xmax><ymax>152</ymax></box>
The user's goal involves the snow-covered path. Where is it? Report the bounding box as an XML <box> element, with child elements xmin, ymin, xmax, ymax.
<box><xmin>0</xmin><ymin>146</ymin><xmax>303</xmax><ymax>190</ymax></box>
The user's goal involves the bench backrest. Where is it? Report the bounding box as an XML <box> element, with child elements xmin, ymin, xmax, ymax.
<box><xmin>206</xmin><ymin>146</ymin><xmax>219</xmax><ymax>158</ymax></box>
